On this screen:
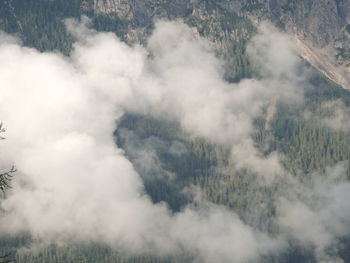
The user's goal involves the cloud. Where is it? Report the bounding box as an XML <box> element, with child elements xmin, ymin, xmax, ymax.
<box><xmin>142</xmin><ymin>21</ymin><xmax>307</xmax><ymax>181</ymax></box>
<box><xmin>277</xmin><ymin>162</ymin><xmax>350</xmax><ymax>261</ymax></box>
<box><xmin>318</xmin><ymin>100</ymin><xmax>350</xmax><ymax>131</ymax></box>
<box><xmin>1</xmin><ymin>17</ymin><xmax>345</xmax><ymax>262</ymax></box>
<box><xmin>117</xmin><ymin>127</ymin><xmax>180</xmax><ymax>181</ymax></box>
<box><xmin>0</xmin><ymin>19</ymin><xmax>291</xmax><ymax>262</ymax></box>
<box><xmin>247</xmin><ymin>22</ymin><xmax>300</xmax><ymax>79</ymax></box>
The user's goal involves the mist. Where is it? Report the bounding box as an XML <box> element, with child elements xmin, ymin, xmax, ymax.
<box><xmin>0</xmin><ymin>18</ymin><xmax>349</xmax><ymax>262</ymax></box>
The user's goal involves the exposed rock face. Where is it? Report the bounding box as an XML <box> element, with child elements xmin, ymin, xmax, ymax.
<box><xmin>233</xmin><ymin>0</ymin><xmax>350</xmax><ymax>88</ymax></box>
<box><xmin>259</xmin><ymin>0</ymin><xmax>350</xmax><ymax>88</ymax></box>
<box><xmin>296</xmin><ymin>38</ymin><xmax>350</xmax><ymax>89</ymax></box>
<box><xmin>93</xmin><ymin>0</ymin><xmax>350</xmax><ymax>45</ymax></box>
<box><xmin>265</xmin><ymin>0</ymin><xmax>350</xmax><ymax>88</ymax></box>
<box><xmin>94</xmin><ymin>0</ymin><xmax>193</xmax><ymax>24</ymax></box>
<box><xmin>94</xmin><ymin>0</ymin><xmax>131</xmax><ymax>17</ymax></box>
<box><xmin>263</xmin><ymin>0</ymin><xmax>349</xmax><ymax>47</ymax></box>
<box><xmin>94</xmin><ymin>0</ymin><xmax>350</xmax><ymax>88</ymax></box>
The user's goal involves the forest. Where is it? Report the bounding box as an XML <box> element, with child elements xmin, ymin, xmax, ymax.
<box><xmin>0</xmin><ymin>0</ymin><xmax>350</xmax><ymax>262</ymax></box>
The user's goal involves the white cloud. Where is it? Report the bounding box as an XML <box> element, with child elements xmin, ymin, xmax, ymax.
<box><xmin>277</xmin><ymin>163</ymin><xmax>350</xmax><ymax>261</ymax></box>
<box><xmin>2</xmin><ymin>17</ymin><xmax>344</xmax><ymax>262</ymax></box>
<box><xmin>0</xmin><ymin>19</ymin><xmax>291</xmax><ymax>262</ymax></box>
<box><xmin>318</xmin><ymin>100</ymin><xmax>350</xmax><ymax>131</ymax></box>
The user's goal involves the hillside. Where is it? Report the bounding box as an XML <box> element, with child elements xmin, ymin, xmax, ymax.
<box><xmin>0</xmin><ymin>1</ymin><xmax>350</xmax><ymax>263</ymax></box>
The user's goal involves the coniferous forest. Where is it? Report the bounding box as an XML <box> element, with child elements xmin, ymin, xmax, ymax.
<box><xmin>1</xmin><ymin>0</ymin><xmax>350</xmax><ymax>262</ymax></box>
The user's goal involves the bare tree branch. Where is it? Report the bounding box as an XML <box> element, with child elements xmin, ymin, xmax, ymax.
<box><xmin>0</xmin><ymin>123</ymin><xmax>15</xmax><ymax>193</ymax></box>
<box><xmin>0</xmin><ymin>165</ymin><xmax>16</xmax><ymax>193</ymax></box>
<box><xmin>0</xmin><ymin>123</ymin><xmax>15</xmax><ymax>262</ymax></box>
<box><xmin>0</xmin><ymin>123</ymin><xmax>6</xmax><ymax>140</ymax></box>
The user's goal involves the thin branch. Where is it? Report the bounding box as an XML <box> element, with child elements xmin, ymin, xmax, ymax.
<box><xmin>0</xmin><ymin>122</ymin><xmax>15</xmax><ymax>192</ymax></box>
<box><xmin>0</xmin><ymin>122</ymin><xmax>6</xmax><ymax>140</ymax></box>
<box><xmin>0</xmin><ymin>122</ymin><xmax>15</xmax><ymax>262</ymax></box>
<box><xmin>0</xmin><ymin>165</ymin><xmax>16</xmax><ymax>193</ymax></box>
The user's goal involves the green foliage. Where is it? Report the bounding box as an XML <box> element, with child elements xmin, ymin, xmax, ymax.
<box><xmin>13</xmin><ymin>243</ymin><xmax>193</xmax><ymax>263</ymax></box>
<box><xmin>0</xmin><ymin>0</ymin><xmax>127</xmax><ymax>54</ymax></box>
<box><xmin>1</xmin><ymin>0</ymin><xmax>350</xmax><ymax>262</ymax></box>
<box><xmin>93</xmin><ymin>14</ymin><xmax>128</xmax><ymax>40</ymax></box>
<box><xmin>224</xmin><ymin>39</ymin><xmax>253</xmax><ymax>81</ymax></box>
<box><xmin>186</xmin><ymin>7</ymin><xmax>255</xmax><ymax>81</ymax></box>
<box><xmin>241</xmin><ymin>0</ymin><xmax>265</xmax><ymax>12</ymax></box>
<box><xmin>271</xmin><ymin>103</ymin><xmax>350</xmax><ymax>176</ymax></box>
<box><xmin>0</xmin><ymin>0</ymin><xmax>85</xmax><ymax>54</ymax></box>
<box><xmin>336</xmin><ymin>47</ymin><xmax>350</xmax><ymax>60</ymax></box>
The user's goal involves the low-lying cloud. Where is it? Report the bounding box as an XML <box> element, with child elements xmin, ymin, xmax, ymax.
<box><xmin>0</xmin><ymin>17</ymin><xmax>348</xmax><ymax>262</ymax></box>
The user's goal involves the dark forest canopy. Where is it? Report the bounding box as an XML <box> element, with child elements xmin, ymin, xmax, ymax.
<box><xmin>0</xmin><ymin>1</ymin><xmax>350</xmax><ymax>263</ymax></box>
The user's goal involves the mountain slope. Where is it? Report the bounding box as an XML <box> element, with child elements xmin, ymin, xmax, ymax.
<box><xmin>1</xmin><ymin>1</ymin><xmax>350</xmax><ymax>263</ymax></box>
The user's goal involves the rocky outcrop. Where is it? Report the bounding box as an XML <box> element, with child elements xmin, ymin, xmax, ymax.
<box><xmin>262</xmin><ymin>0</ymin><xmax>350</xmax><ymax>89</ymax></box>
<box><xmin>262</xmin><ymin>0</ymin><xmax>349</xmax><ymax>47</ymax></box>
<box><xmin>248</xmin><ymin>0</ymin><xmax>350</xmax><ymax>89</ymax></box>
<box><xmin>296</xmin><ymin>37</ymin><xmax>350</xmax><ymax>89</ymax></box>
<box><xmin>92</xmin><ymin>0</ymin><xmax>350</xmax><ymax>88</ymax></box>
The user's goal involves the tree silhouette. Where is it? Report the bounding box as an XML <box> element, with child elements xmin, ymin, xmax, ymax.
<box><xmin>0</xmin><ymin>123</ymin><xmax>15</xmax><ymax>263</ymax></box>
<box><xmin>0</xmin><ymin>165</ymin><xmax>15</xmax><ymax>193</ymax></box>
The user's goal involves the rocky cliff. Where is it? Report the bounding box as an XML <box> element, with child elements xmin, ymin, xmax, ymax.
<box><xmin>93</xmin><ymin>0</ymin><xmax>350</xmax><ymax>88</ymax></box>
<box><xmin>1</xmin><ymin>0</ymin><xmax>349</xmax><ymax>87</ymax></box>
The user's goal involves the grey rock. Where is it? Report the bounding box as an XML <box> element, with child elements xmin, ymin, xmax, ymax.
<box><xmin>92</xmin><ymin>0</ymin><xmax>350</xmax><ymax>87</ymax></box>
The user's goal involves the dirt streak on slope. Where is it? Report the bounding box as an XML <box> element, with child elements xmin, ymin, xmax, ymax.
<box><xmin>295</xmin><ymin>37</ymin><xmax>350</xmax><ymax>90</ymax></box>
